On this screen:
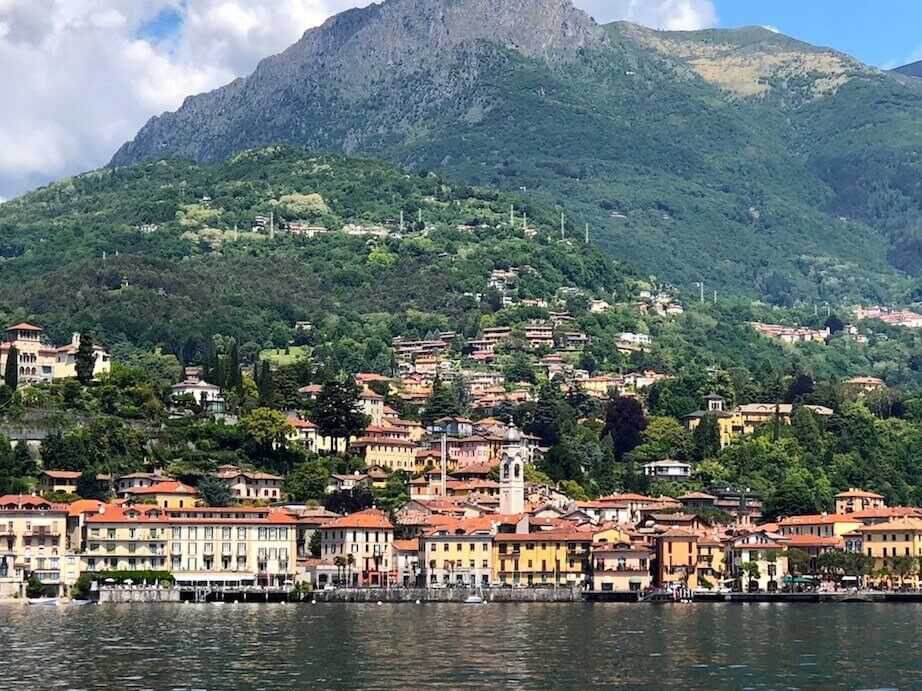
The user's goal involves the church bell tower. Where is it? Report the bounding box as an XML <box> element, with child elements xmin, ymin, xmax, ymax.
<box><xmin>500</xmin><ymin>424</ymin><xmax>525</xmax><ymax>515</ymax></box>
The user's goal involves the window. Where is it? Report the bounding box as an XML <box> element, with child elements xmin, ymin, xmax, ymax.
<box><xmin>237</xmin><ymin>527</ymin><xmax>246</xmax><ymax>540</ymax></box>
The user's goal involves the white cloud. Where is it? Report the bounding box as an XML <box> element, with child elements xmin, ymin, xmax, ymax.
<box><xmin>0</xmin><ymin>0</ymin><xmax>715</xmax><ymax>200</ymax></box>
<box><xmin>574</xmin><ymin>0</ymin><xmax>718</xmax><ymax>31</ymax></box>
<box><xmin>0</xmin><ymin>0</ymin><xmax>366</xmax><ymax>199</ymax></box>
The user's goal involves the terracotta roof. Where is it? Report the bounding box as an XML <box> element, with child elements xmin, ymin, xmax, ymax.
<box><xmin>835</xmin><ymin>489</ymin><xmax>884</xmax><ymax>499</ymax></box>
<box><xmin>859</xmin><ymin>518</ymin><xmax>922</xmax><ymax>532</ymax></box>
<box><xmin>849</xmin><ymin>507</ymin><xmax>922</xmax><ymax>520</ymax></box>
<box><xmin>778</xmin><ymin>514</ymin><xmax>860</xmax><ymax>526</ymax></box>
<box><xmin>41</xmin><ymin>470</ymin><xmax>81</xmax><ymax>480</ymax></box>
<box><xmin>214</xmin><ymin>469</ymin><xmax>283</xmax><ymax>481</ymax></box>
<box><xmin>125</xmin><ymin>481</ymin><xmax>198</xmax><ymax>496</ymax></box>
<box><xmin>350</xmin><ymin>437</ymin><xmax>417</xmax><ymax>448</ymax></box>
<box><xmin>679</xmin><ymin>492</ymin><xmax>717</xmax><ymax>501</ymax></box>
<box><xmin>424</xmin><ymin>516</ymin><xmax>496</xmax><ymax>536</ymax></box>
<box><xmin>494</xmin><ymin>529</ymin><xmax>592</xmax><ymax>543</ymax></box>
<box><xmin>0</xmin><ymin>495</ymin><xmax>63</xmax><ymax>510</ymax></box>
<box><xmin>392</xmin><ymin>538</ymin><xmax>420</xmax><ymax>552</ymax></box>
<box><xmin>287</xmin><ymin>417</ymin><xmax>317</xmax><ymax>430</ymax></box>
<box><xmin>67</xmin><ymin>499</ymin><xmax>106</xmax><ymax>517</ymax></box>
<box><xmin>783</xmin><ymin>535</ymin><xmax>843</xmax><ymax>548</ymax></box>
<box><xmin>323</xmin><ymin>508</ymin><xmax>393</xmax><ymax>530</ymax></box>
<box><xmin>659</xmin><ymin>527</ymin><xmax>697</xmax><ymax>539</ymax></box>
<box><xmin>5</xmin><ymin>322</ymin><xmax>43</xmax><ymax>332</ymax></box>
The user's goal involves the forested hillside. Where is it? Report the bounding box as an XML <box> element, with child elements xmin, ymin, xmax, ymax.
<box><xmin>110</xmin><ymin>0</ymin><xmax>922</xmax><ymax>304</ymax></box>
<box><xmin>0</xmin><ymin>147</ymin><xmax>625</xmax><ymax>363</ymax></box>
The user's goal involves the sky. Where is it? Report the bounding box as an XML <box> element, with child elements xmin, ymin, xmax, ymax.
<box><xmin>0</xmin><ymin>0</ymin><xmax>920</xmax><ymax>202</ymax></box>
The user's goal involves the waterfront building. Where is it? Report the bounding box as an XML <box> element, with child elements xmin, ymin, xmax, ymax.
<box><xmin>319</xmin><ymin>509</ymin><xmax>395</xmax><ymax>587</ymax></box>
<box><xmin>392</xmin><ymin>538</ymin><xmax>421</xmax><ymax>587</ymax></box>
<box><xmin>0</xmin><ymin>495</ymin><xmax>74</xmax><ymax>597</ymax></box>
<box><xmin>859</xmin><ymin>518</ymin><xmax>922</xmax><ymax>586</ymax></box>
<box><xmin>83</xmin><ymin>505</ymin><xmax>297</xmax><ymax>585</ymax></box>
<box><xmin>493</xmin><ymin>529</ymin><xmax>592</xmax><ymax>587</ymax></box>
<box><xmin>777</xmin><ymin>514</ymin><xmax>862</xmax><ymax>538</ymax></box>
<box><xmin>591</xmin><ymin>542</ymin><xmax>653</xmax><ymax>592</ymax></box>
<box><xmin>726</xmin><ymin>531</ymin><xmax>788</xmax><ymax>592</ymax></box>
<box><xmin>420</xmin><ymin>517</ymin><xmax>494</xmax><ymax>587</ymax></box>
<box><xmin>656</xmin><ymin>527</ymin><xmax>700</xmax><ymax>590</ymax></box>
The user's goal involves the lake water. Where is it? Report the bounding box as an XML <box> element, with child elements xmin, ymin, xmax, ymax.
<box><xmin>0</xmin><ymin>602</ymin><xmax>916</xmax><ymax>689</ymax></box>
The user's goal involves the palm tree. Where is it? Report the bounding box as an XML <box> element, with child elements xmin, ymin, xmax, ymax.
<box><xmin>333</xmin><ymin>556</ymin><xmax>346</xmax><ymax>585</ymax></box>
<box><xmin>346</xmin><ymin>554</ymin><xmax>356</xmax><ymax>587</ymax></box>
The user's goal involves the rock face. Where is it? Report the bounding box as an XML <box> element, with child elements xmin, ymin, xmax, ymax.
<box><xmin>111</xmin><ymin>0</ymin><xmax>604</xmax><ymax>166</ymax></box>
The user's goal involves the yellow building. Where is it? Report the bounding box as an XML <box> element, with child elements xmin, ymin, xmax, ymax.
<box><xmin>0</xmin><ymin>323</ymin><xmax>111</xmax><ymax>385</ymax></box>
<box><xmin>123</xmin><ymin>481</ymin><xmax>199</xmax><ymax>509</ymax></box>
<box><xmin>53</xmin><ymin>333</ymin><xmax>112</xmax><ymax>380</ymax></box>
<box><xmin>684</xmin><ymin>395</ymin><xmax>742</xmax><ymax>449</ymax></box>
<box><xmin>591</xmin><ymin>528</ymin><xmax>653</xmax><ymax>593</ymax></box>
<box><xmin>420</xmin><ymin>517</ymin><xmax>494</xmax><ymax>587</ymax></box>
<box><xmin>697</xmin><ymin>536</ymin><xmax>726</xmax><ymax>588</ymax></box>
<box><xmin>777</xmin><ymin>514</ymin><xmax>862</xmax><ymax>538</ymax></box>
<box><xmin>493</xmin><ymin>529</ymin><xmax>592</xmax><ymax>587</ymax></box>
<box><xmin>350</xmin><ymin>429</ymin><xmax>418</xmax><ymax>472</ymax></box>
<box><xmin>0</xmin><ymin>495</ymin><xmax>74</xmax><ymax>597</ymax></box>
<box><xmin>84</xmin><ymin>504</ymin><xmax>298</xmax><ymax>585</ymax></box>
<box><xmin>38</xmin><ymin>470</ymin><xmax>111</xmax><ymax>497</ymax></box>
<box><xmin>859</xmin><ymin>518</ymin><xmax>922</xmax><ymax>586</ymax></box>
<box><xmin>656</xmin><ymin>527</ymin><xmax>699</xmax><ymax>589</ymax></box>
<box><xmin>835</xmin><ymin>489</ymin><xmax>886</xmax><ymax>515</ymax></box>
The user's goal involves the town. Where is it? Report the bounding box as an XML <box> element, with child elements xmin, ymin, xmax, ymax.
<box><xmin>1</xmin><ymin>306</ymin><xmax>920</xmax><ymax>605</ymax></box>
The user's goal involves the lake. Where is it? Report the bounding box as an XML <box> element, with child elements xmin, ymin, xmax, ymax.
<box><xmin>0</xmin><ymin>602</ymin><xmax>915</xmax><ymax>689</ymax></box>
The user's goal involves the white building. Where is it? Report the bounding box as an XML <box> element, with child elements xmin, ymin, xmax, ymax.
<box><xmin>642</xmin><ymin>459</ymin><xmax>693</xmax><ymax>480</ymax></box>
<box><xmin>499</xmin><ymin>425</ymin><xmax>526</xmax><ymax>515</ymax></box>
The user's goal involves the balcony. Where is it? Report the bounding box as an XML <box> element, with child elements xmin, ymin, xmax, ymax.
<box><xmin>26</xmin><ymin>529</ymin><xmax>60</xmax><ymax>539</ymax></box>
<box><xmin>32</xmin><ymin>570</ymin><xmax>61</xmax><ymax>584</ymax></box>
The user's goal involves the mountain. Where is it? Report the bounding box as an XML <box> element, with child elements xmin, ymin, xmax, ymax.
<box><xmin>892</xmin><ymin>61</ymin><xmax>922</xmax><ymax>78</ymax></box>
<box><xmin>109</xmin><ymin>0</ymin><xmax>922</xmax><ymax>304</ymax></box>
<box><xmin>0</xmin><ymin>147</ymin><xmax>627</xmax><ymax>358</ymax></box>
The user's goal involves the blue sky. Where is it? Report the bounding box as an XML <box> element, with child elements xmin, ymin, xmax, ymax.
<box><xmin>713</xmin><ymin>0</ymin><xmax>922</xmax><ymax>68</ymax></box>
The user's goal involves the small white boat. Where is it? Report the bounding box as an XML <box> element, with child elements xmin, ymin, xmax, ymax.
<box><xmin>26</xmin><ymin>597</ymin><xmax>60</xmax><ymax>606</ymax></box>
<box><xmin>464</xmin><ymin>595</ymin><xmax>484</xmax><ymax>604</ymax></box>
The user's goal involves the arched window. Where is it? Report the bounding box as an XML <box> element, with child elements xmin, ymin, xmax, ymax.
<box><xmin>502</xmin><ymin>463</ymin><xmax>509</xmax><ymax>480</ymax></box>
<box><xmin>513</xmin><ymin>463</ymin><xmax>521</xmax><ymax>479</ymax></box>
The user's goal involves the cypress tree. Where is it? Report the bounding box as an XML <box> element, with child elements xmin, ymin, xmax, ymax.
<box><xmin>75</xmin><ymin>334</ymin><xmax>96</xmax><ymax>386</ymax></box>
<box><xmin>3</xmin><ymin>345</ymin><xmax>18</xmax><ymax>391</ymax></box>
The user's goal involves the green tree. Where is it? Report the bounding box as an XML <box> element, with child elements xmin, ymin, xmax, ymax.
<box><xmin>309</xmin><ymin>530</ymin><xmax>322</xmax><ymax>557</ymax></box>
<box><xmin>285</xmin><ymin>459</ymin><xmax>330</xmax><ymax>502</ymax></box>
<box><xmin>75</xmin><ymin>333</ymin><xmax>97</xmax><ymax>386</ymax></box>
<box><xmin>420</xmin><ymin>376</ymin><xmax>458</xmax><ymax>428</ymax></box>
<box><xmin>197</xmin><ymin>475</ymin><xmax>233</xmax><ymax>507</ymax></box>
<box><xmin>374</xmin><ymin>471</ymin><xmax>410</xmax><ymax>513</ymax></box>
<box><xmin>311</xmin><ymin>376</ymin><xmax>367</xmax><ymax>453</ymax></box>
<box><xmin>628</xmin><ymin>416</ymin><xmax>693</xmax><ymax>463</ymax></box>
<box><xmin>241</xmin><ymin>408</ymin><xmax>294</xmax><ymax>454</ymax></box>
<box><xmin>503</xmin><ymin>352</ymin><xmax>536</xmax><ymax>385</ymax></box>
<box><xmin>3</xmin><ymin>345</ymin><xmax>18</xmax><ymax>391</ymax></box>
<box><xmin>692</xmin><ymin>414</ymin><xmax>722</xmax><ymax>461</ymax></box>
<box><xmin>601</xmin><ymin>396</ymin><xmax>647</xmax><ymax>460</ymax></box>
<box><xmin>76</xmin><ymin>470</ymin><xmax>108</xmax><ymax>501</ymax></box>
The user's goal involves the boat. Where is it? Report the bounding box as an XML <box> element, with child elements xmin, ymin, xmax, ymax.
<box><xmin>66</xmin><ymin>599</ymin><xmax>95</xmax><ymax>606</ymax></box>
<box><xmin>26</xmin><ymin>597</ymin><xmax>60</xmax><ymax>606</ymax></box>
<box><xmin>464</xmin><ymin>595</ymin><xmax>484</xmax><ymax>604</ymax></box>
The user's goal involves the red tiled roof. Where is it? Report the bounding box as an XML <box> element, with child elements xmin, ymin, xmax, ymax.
<box><xmin>835</xmin><ymin>489</ymin><xmax>884</xmax><ymax>499</ymax></box>
<box><xmin>287</xmin><ymin>417</ymin><xmax>317</xmax><ymax>430</ymax></box>
<box><xmin>392</xmin><ymin>538</ymin><xmax>420</xmax><ymax>551</ymax></box>
<box><xmin>125</xmin><ymin>481</ymin><xmax>198</xmax><ymax>496</ymax></box>
<box><xmin>783</xmin><ymin>535</ymin><xmax>843</xmax><ymax>548</ymax></box>
<box><xmin>67</xmin><ymin>499</ymin><xmax>106</xmax><ymax>517</ymax></box>
<box><xmin>323</xmin><ymin>508</ymin><xmax>393</xmax><ymax>530</ymax></box>
<box><xmin>494</xmin><ymin>529</ymin><xmax>592</xmax><ymax>543</ymax></box>
<box><xmin>41</xmin><ymin>470</ymin><xmax>81</xmax><ymax>479</ymax></box>
<box><xmin>778</xmin><ymin>514</ymin><xmax>860</xmax><ymax>526</ymax></box>
<box><xmin>0</xmin><ymin>495</ymin><xmax>63</xmax><ymax>510</ymax></box>
<box><xmin>6</xmin><ymin>322</ymin><xmax>43</xmax><ymax>332</ymax></box>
